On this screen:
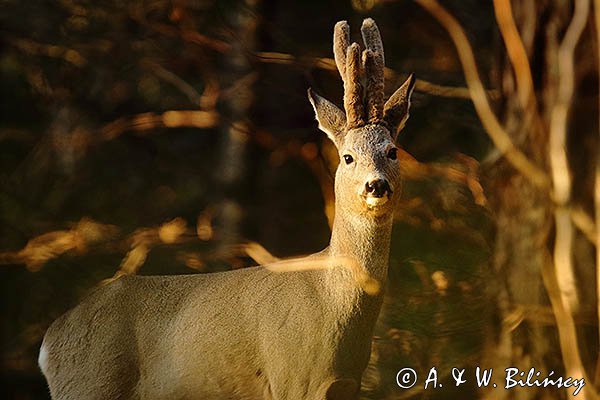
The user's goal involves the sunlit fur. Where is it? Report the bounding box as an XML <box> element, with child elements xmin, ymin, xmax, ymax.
<box><xmin>39</xmin><ymin>19</ymin><xmax>414</xmax><ymax>400</ymax></box>
<box><xmin>334</xmin><ymin>124</ymin><xmax>401</xmax><ymax>219</ymax></box>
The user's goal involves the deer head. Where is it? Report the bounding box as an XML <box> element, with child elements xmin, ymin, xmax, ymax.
<box><xmin>308</xmin><ymin>18</ymin><xmax>415</xmax><ymax>219</ymax></box>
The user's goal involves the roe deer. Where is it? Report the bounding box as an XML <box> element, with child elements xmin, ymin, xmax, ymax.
<box><xmin>39</xmin><ymin>18</ymin><xmax>415</xmax><ymax>399</ymax></box>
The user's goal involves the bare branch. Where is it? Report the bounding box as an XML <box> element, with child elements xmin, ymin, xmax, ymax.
<box><xmin>542</xmin><ymin>255</ymin><xmax>598</xmax><ymax>400</ymax></box>
<box><xmin>492</xmin><ymin>0</ymin><xmax>539</xmax><ymax>113</ymax></box>
<box><xmin>570</xmin><ymin>206</ymin><xmax>598</xmax><ymax>244</ymax></box>
<box><xmin>263</xmin><ymin>254</ymin><xmax>380</xmax><ymax>295</ymax></box>
<box><xmin>545</xmin><ymin>1</ymin><xmax>596</xmax><ymax>397</ymax></box>
<box><xmin>0</xmin><ymin>219</ymin><xmax>119</xmax><ymax>271</ymax></box>
<box><xmin>131</xmin><ymin>16</ymin><xmax>232</xmax><ymax>53</ymax></box>
<box><xmin>142</xmin><ymin>60</ymin><xmax>202</xmax><ymax>105</ymax></box>
<box><xmin>549</xmin><ymin>0</ymin><xmax>590</xmax><ymax>315</ymax></box>
<box><xmin>130</xmin><ymin>13</ymin><xmax>499</xmax><ymax>102</ymax></box>
<box><xmin>100</xmin><ymin>110</ymin><xmax>219</xmax><ymax>141</ymax></box>
<box><xmin>240</xmin><ymin>242</ymin><xmax>280</xmax><ymax>265</ymax></box>
<box><xmin>254</xmin><ymin>51</ymin><xmax>497</xmax><ymax>100</ymax></box>
<box><xmin>415</xmin><ymin>0</ymin><xmax>550</xmax><ymax>189</ymax></box>
<box><xmin>398</xmin><ymin>149</ymin><xmax>487</xmax><ymax>206</ymax></box>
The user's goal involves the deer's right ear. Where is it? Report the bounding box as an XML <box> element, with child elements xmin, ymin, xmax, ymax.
<box><xmin>308</xmin><ymin>88</ymin><xmax>347</xmax><ymax>147</ymax></box>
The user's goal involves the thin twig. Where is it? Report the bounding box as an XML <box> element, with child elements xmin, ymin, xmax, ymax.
<box><xmin>134</xmin><ymin>10</ymin><xmax>490</xmax><ymax>101</ymax></box>
<box><xmin>263</xmin><ymin>255</ymin><xmax>381</xmax><ymax>295</ymax></box>
<box><xmin>0</xmin><ymin>219</ymin><xmax>120</xmax><ymax>271</ymax></box>
<box><xmin>397</xmin><ymin>149</ymin><xmax>487</xmax><ymax>205</ymax></box>
<box><xmin>254</xmin><ymin>51</ymin><xmax>495</xmax><ymax>100</ymax></box>
<box><xmin>414</xmin><ymin>0</ymin><xmax>550</xmax><ymax>189</ymax></box>
<box><xmin>100</xmin><ymin>110</ymin><xmax>219</xmax><ymax>141</ymax></box>
<box><xmin>134</xmin><ymin>14</ymin><xmax>499</xmax><ymax>101</ymax></box>
<box><xmin>570</xmin><ymin>206</ymin><xmax>598</xmax><ymax>244</ymax></box>
<box><xmin>133</xmin><ymin>16</ymin><xmax>232</xmax><ymax>53</ymax></box>
<box><xmin>142</xmin><ymin>60</ymin><xmax>202</xmax><ymax>105</ymax></box>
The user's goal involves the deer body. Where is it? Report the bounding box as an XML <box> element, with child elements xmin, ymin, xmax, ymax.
<box><xmin>40</xmin><ymin>19</ymin><xmax>415</xmax><ymax>400</ymax></box>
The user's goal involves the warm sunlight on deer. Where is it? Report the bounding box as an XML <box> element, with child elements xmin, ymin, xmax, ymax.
<box><xmin>39</xmin><ymin>18</ymin><xmax>415</xmax><ymax>399</ymax></box>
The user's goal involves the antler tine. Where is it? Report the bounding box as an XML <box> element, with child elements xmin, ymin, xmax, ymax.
<box><xmin>360</xmin><ymin>18</ymin><xmax>384</xmax><ymax>65</ymax></box>
<box><xmin>361</xmin><ymin>18</ymin><xmax>385</xmax><ymax>124</ymax></box>
<box><xmin>333</xmin><ymin>21</ymin><xmax>350</xmax><ymax>81</ymax></box>
<box><xmin>344</xmin><ymin>42</ymin><xmax>365</xmax><ymax>128</ymax></box>
<box><xmin>363</xmin><ymin>50</ymin><xmax>384</xmax><ymax>123</ymax></box>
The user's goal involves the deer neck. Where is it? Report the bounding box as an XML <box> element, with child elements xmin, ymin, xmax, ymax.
<box><xmin>314</xmin><ymin>205</ymin><xmax>393</xmax><ymax>373</ymax></box>
<box><xmin>327</xmin><ymin>205</ymin><xmax>393</xmax><ymax>297</ymax></box>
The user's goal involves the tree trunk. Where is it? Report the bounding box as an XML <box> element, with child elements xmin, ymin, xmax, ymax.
<box><xmin>214</xmin><ymin>0</ymin><xmax>259</xmax><ymax>259</ymax></box>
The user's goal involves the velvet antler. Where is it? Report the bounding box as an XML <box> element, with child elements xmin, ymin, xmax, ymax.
<box><xmin>361</xmin><ymin>18</ymin><xmax>385</xmax><ymax>124</ymax></box>
<box><xmin>329</xmin><ymin>19</ymin><xmax>413</xmax><ymax>136</ymax></box>
<box><xmin>344</xmin><ymin>43</ymin><xmax>365</xmax><ymax>128</ymax></box>
<box><xmin>334</xmin><ymin>22</ymin><xmax>364</xmax><ymax>128</ymax></box>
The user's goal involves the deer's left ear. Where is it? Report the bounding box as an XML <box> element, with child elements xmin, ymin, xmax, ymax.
<box><xmin>308</xmin><ymin>88</ymin><xmax>347</xmax><ymax>148</ymax></box>
<box><xmin>383</xmin><ymin>73</ymin><xmax>416</xmax><ymax>140</ymax></box>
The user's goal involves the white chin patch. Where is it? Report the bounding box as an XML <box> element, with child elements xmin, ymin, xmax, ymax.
<box><xmin>365</xmin><ymin>196</ymin><xmax>388</xmax><ymax>207</ymax></box>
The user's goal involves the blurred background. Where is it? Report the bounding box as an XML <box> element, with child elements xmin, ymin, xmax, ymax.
<box><xmin>0</xmin><ymin>0</ymin><xmax>598</xmax><ymax>399</ymax></box>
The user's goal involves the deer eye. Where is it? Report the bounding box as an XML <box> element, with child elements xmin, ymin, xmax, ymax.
<box><xmin>387</xmin><ymin>148</ymin><xmax>398</xmax><ymax>160</ymax></box>
<box><xmin>343</xmin><ymin>154</ymin><xmax>354</xmax><ymax>164</ymax></box>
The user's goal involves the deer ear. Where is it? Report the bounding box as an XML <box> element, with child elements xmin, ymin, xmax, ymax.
<box><xmin>383</xmin><ymin>73</ymin><xmax>416</xmax><ymax>140</ymax></box>
<box><xmin>308</xmin><ymin>88</ymin><xmax>347</xmax><ymax>147</ymax></box>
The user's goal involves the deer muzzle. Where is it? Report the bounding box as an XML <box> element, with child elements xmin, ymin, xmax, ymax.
<box><xmin>365</xmin><ymin>179</ymin><xmax>391</xmax><ymax>197</ymax></box>
<box><xmin>364</xmin><ymin>179</ymin><xmax>392</xmax><ymax>207</ymax></box>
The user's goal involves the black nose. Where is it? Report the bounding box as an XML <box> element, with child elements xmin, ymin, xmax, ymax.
<box><xmin>365</xmin><ymin>179</ymin><xmax>391</xmax><ymax>198</ymax></box>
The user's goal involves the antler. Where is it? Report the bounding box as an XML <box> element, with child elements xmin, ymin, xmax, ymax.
<box><xmin>361</xmin><ymin>18</ymin><xmax>385</xmax><ymax>124</ymax></box>
<box><xmin>333</xmin><ymin>21</ymin><xmax>350</xmax><ymax>79</ymax></box>
<box><xmin>344</xmin><ymin>43</ymin><xmax>365</xmax><ymax>127</ymax></box>
<box><xmin>333</xmin><ymin>19</ymin><xmax>386</xmax><ymax>128</ymax></box>
<box><xmin>334</xmin><ymin>22</ymin><xmax>364</xmax><ymax>128</ymax></box>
